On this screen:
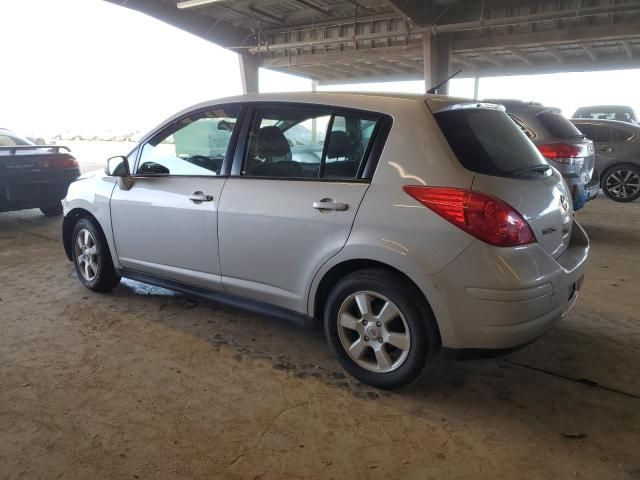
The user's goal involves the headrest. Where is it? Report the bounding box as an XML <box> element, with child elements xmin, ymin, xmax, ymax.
<box><xmin>257</xmin><ymin>126</ymin><xmax>291</xmax><ymax>159</ymax></box>
<box><xmin>327</xmin><ymin>131</ymin><xmax>355</xmax><ymax>159</ymax></box>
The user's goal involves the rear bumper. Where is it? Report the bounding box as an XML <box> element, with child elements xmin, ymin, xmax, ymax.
<box><xmin>0</xmin><ymin>170</ymin><xmax>78</xmax><ymax>213</ymax></box>
<box><xmin>425</xmin><ymin>220</ymin><xmax>589</xmax><ymax>350</ymax></box>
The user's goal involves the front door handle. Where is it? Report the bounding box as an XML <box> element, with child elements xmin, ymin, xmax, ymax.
<box><xmin>189</xmin><ymin>191</ymin><xmax>214</xmax><ymax>203</ymax></box>
<box><xmin>313</xmin><ymin>199</ymin><xmax>349</xmax><ymax>211</ymax></box>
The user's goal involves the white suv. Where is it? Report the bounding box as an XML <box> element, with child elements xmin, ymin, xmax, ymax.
<box><xmin>62</xmin><ymin>93</ymin><xmax>589</xmax><ymax>389</ymax></box>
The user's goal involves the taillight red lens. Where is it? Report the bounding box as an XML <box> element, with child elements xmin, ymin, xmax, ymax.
<box><xmin>36</xmin><ymin>156</ymin><xmax>79</xmax><ymax>169</ymax></box>
<box><xmin>403</xmin><ymin>186</ymin><xmax>536</xmax><ymax>247</ymax></box>
<box><xmin>537</xmin><ymin>144</ymin><xmax>581</xmax><ymax>159</ymax></box>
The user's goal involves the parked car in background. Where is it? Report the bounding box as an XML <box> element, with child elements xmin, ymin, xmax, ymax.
<box><xmin>0</xmin><ymin>128</ymin><xmax>80</xmax><ymax>216</ymax></box>
<box><xmin>485</xmin><ymin>99</ymin><xmax>597</xmax><ymax>210</ymax></box>
<box><xmin>573</xmin><ymin>105</ymin><xmax>638</xmax><ymax>125</ymax></box>
<box><xmin>571</xmin><ymin>118</ymin><xmax>640</xmax><ymax>202</ymax></box>
<box><xmin>62</xmin><ymin>93</ymin><xmax>588</xmax><ymax>389</ymax></box>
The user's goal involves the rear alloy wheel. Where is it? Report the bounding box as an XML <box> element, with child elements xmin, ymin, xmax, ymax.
<box><xmin>71</xmin><ymin>218</ymin><xmax>121</xmax><ymax>292</ymax></box>
<box><xmin>40</xmin><ymin>202</ymin><xmax>63</xmax><ymax>217</ymax></box>
<box><xmin>324</xmin><ymin>269</ymin><xmax>440</xmax><ymax>389</ymax></box>
<box><xmin>603</xmin><ymin>165</ymin><xmax>640</xmax><ymax>202</ymax></box>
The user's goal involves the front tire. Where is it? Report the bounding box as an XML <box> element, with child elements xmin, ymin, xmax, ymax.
<box><xmin>324</xmin><ymin>269</ymin><xmax>440</xmax><ymax>389</ymax></box>
<box><xmin>40</xmin><ymin>202</ymin><xmax>63</xmax><ymax>217</ymax></box>
<box><xmin>602</xmin><ymin>164</ymin><xmax>640</xmax><ymax>202</ymax></box>
<box><xmin>71</xmin><ymin>218</ymin><xmax>121</xmax><ymax>292</ymax></box>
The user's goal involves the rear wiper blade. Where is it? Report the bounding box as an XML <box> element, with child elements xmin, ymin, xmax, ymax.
<box><xmin>510</xmin><ymin>164</ymin><xmax>551</xmax><ymax>177</ymax></box>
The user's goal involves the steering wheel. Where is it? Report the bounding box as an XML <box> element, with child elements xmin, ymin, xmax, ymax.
<box><xmin>185</xmin><ymin>155</ymin><xmax>222</xmax><ymax>173</ymax></box>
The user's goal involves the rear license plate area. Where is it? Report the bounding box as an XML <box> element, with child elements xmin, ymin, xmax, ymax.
<box><xmin>6</xmin><ymin>184</ymin><xmax>43</xmax><ymax>202</ymax></box>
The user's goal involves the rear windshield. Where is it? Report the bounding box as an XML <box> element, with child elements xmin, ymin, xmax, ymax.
<box><xmin>434</xmin><ymin>107</ymin><xmax>547</xmax><ymax>177</ymax></box>
<box><xmin>537</xmin><ymin>111</ymin><xmax>582</xmax><ymax>139</ymax></box>
<box><xmin>574</xmin><ymin>108</ymin><xmax>635</xmax><ymax>122</ymax></box>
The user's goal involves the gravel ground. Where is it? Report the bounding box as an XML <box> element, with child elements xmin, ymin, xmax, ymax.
<box><xmin>0</xmin><ymin>195</ymin><xmax>639</xmax><ymax>480</ymax></box>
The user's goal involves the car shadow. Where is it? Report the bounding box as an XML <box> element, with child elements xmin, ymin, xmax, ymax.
<box><xmin>113</xmin><ymin>277</ymin><xmax>640</xmax><ymax>423</ymax></box>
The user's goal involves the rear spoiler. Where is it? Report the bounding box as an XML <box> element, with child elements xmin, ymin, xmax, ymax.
<box><xmin>0</xmin><ymin>145</ymin><xmax>71</xmax><ymax>155</ymax></box>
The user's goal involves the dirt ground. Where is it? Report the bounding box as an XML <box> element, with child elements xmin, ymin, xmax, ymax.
<box><xmin>1</xmin><ymin>195</ymin><xmax>639</xmax><ymax>480</ymax></box>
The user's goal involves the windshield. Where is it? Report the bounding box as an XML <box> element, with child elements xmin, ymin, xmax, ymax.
<box><xmin>434</xmin><ymin>107</ymin><xmax>548</xmax><ymax>177</ymax></box>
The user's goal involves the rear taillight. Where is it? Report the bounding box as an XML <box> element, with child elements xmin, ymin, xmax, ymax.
<box><xmin>537</xmin><ymin>144</ymin><xmax>581</xmax><ymax>163</ymax></box>
<box><xmin>36</xmin><ymin>156</ymin><xmax>79</xmax><ymax>169</ymax></box>
<box><xmin>403</xmin><ymin>186</ymin><xmax>535</xmax><ymax>247</ymax></box>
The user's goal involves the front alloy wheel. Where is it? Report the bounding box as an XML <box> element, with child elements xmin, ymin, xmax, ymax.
<box><xmin>71</xmin><ymin>218</ymin><xmax>121</xmax><ymax>292</ymax></box>
<box><xmin>75</xmin><ymin>229</ymin><xmax>99</xmax><ymax>282</ymax></box>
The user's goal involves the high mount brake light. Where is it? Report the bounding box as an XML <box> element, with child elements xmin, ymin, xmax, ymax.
<box><xmin>403</xmin><ymin>186</ymin><xmax>536</xmax><ymax>247</ymax></box>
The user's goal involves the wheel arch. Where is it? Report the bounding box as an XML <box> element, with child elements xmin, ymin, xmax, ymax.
<box><xmin>62</xmin><ymin>208</ymin><xmax>101</xmax><ymax>261</ymax></box>
<box><xmin>310</xmin><ymin>258</ymin><xmax>443</xmax><ymax>344</ymax></box>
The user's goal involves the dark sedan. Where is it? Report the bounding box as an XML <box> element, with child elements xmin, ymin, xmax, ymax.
<box><xmin>0</xmin><ymin>129</ymin><xmax>80</xmax><ymax>215</ymax></box>
<box><xmin>571</xmin><ymin>119</ymin><xmax>640</xmax><ymax>202</ymax></box>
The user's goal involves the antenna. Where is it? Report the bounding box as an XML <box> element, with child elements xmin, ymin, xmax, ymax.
<box><xmin>427</xmin><ymin>69</ymin><xmax>463</xmax><ymax>95</ymax></box>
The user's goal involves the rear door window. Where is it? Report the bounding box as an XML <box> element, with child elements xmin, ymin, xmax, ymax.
<box><xmin>537</xmin><ymin>111</ymin><xmax>583</xmax><ymax>139</ymax></box>
<box><xmin>611</xmin><ymin>127</ymin><xmax>633</xmax><ymax>142</ymax></box>
<box><xmin>241</xmin><ymin>105</ymin><xmax>380</xmax><ymax>180</ymax></box>
<box><xmin>434</xmin><ymin>107</ymin><xmax>547</xmax><ymax>177</ymax></box>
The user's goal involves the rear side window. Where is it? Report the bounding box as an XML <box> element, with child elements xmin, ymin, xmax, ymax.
<box><xmin>575</xmin><ymin>124</ymin><xmax>610</xmax><ymax>142</ymax></box>
<box><xmin>434</xmin><ymin>107</ymin><xmax>547</xmax><ymax>177</ymax></box>
<box><xmin>611</xmin><ymin>127</ymin><xmax>633</xmax><ymax>142</ymax></box>
<box><xmin>538</xmin><ymin>111</ymin><xmax>582</xmax><ymax>139</ymax></box>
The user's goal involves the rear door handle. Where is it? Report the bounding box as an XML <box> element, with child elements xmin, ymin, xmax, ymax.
<box><xmin>313</xmin><ymin>200</ymin><xmax>349</xmax><ymax>211</ymax></box>
<box><xmin>189</xmin><ymin>191</ymin><xmax>214</xmax><ymax>203</ymax></box>
<box><xmin>599</xmin><ymin>146</ymin><xmax>613</xmax><ymax>153</ymax></box>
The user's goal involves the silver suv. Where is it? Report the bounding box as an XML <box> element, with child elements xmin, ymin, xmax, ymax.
<box><xmin>62</xmin><ymin>93</ymin><xmax>589</xmax><ymax>389</ymax></box>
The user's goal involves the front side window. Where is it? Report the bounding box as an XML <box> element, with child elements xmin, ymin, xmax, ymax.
<box><xmin>137</xmin><ymin>106</ymin><xmax>240</xmax><ymax>176</ymax></box>
<box><xmin>242</xmin><ymin>105</ymin><xmax>379</xmax><ymax>180</ymax></box>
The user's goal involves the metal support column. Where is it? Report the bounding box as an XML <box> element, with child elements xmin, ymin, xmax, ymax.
<box><xmin>239</xmin><ymin>53</ymin><xmax>260</xmax><ymax>94</ymax></box>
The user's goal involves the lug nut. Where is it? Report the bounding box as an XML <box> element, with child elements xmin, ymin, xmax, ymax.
<box><xmin>378</xmin><ymin>337</ymin><xmax>383</xmax><ymax>343</ymax></box>
<box><xmin>362</xmin><ymin>320</ymin><xmax>367</xmax><ymax>325</ymax></box>
<box><xmin>364</xmin><ymin>336</ymin><xmax>369</xmax><ymax>342</ymax></box>
<box><xmin>376</xmin><ymin>321</ymin><xmax>382</xmax><ymax>327</ymax></box>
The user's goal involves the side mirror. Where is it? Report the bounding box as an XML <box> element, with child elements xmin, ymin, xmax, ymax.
<box><xmin>105</xmin><ymin>155</ymin><xmax>130</xmax><ymax>177</ymax></box>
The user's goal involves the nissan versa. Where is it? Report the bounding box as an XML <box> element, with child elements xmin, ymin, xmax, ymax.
<box><xmin>62</xmin><ymin>93</ymin><xmax>589</xmax><ymax>389</ymax></box>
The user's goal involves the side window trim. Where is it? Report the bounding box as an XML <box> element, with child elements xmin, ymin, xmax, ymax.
<box><xmin>317</xmin><ymin>114</ymin><xmax>336</xmax><ymax>179</ymax></box>
<box><xmin>132</xmin><ymin>103</ymin><xmax>247</xmax><ymax>177</ymax></box>
<box><xmin>229</xmin><ymin>101</ymin><xmax>392</xmax><ymax>182</ymax></box>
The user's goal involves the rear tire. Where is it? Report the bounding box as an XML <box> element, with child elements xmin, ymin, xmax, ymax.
<box><xmin>602</xmin><ymin>164</ymin><xmax>640</xmax><ymax>202</ymax></box>
<box><xmin>71</xmin><ymin>218</ymin><xmax>121</xmax><ymax>292</ymax></box>
<box><xmin>40</xmin><ymin>202</ymin><xmax>63</xmax><ymax>217</ymax></box>
<box><xmin>324</xmin><ymin>268</ymin><xmax>440</xmax><ymax>389</ymax></box>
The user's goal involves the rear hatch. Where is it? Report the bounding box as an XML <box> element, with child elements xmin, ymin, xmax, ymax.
<box><xmin>427</xmin><ymin>98</ymin><xmax>573</xmax><ymax>258</ymax></box>
<box><xmin>536</xmin><ymin>109</ymin><xmax>595</xmax><ymax>187</ymax></box>
<box><xmin>0</xmin><ymin>146</ymin><xmax>78</xmax><ymax>176</ymax></box>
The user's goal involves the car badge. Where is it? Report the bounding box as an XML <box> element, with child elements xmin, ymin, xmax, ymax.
<box><xmin>560</xmin><ymin>194</ymin><xmax>569</xmax><ymax>212</ymax></box>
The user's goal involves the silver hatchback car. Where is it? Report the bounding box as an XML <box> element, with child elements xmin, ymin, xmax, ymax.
<box><xmin>62</xmin><ymin>93</ymin><xmax>589</xmax><ymax>389</ymax></box>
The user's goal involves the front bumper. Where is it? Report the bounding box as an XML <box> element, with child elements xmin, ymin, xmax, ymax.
<box><xmin>426</xmin><ymin>220</ymin><xmax>589</xmax><ymax>350</ymax></box>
